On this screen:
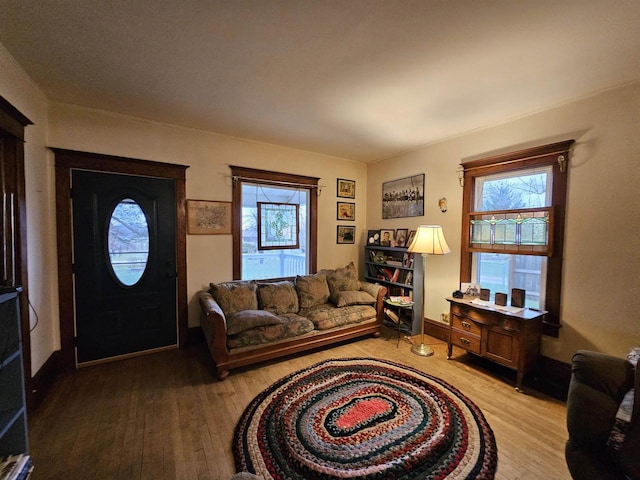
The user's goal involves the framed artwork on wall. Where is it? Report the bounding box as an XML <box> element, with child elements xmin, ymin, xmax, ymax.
<box><xmin>337</xmin><ymin>178</ymin><xmax>356</xmax><ymax>199</ymax></box>
<box><xmin>382</xmin><ymin>173</ymin><xmax>424</xmax><ymax>219</ymax></box>
<box><xmin>337</xmin><ymin>202</ymin><xmax>355</xmax><ymax>221</ymax></box>
<box><xmin>337</xmin><ymin>225</ymin><xmax>355</xmax><ymax>244</ymax></box>
<box><xmin>187</xmin><ymin>199</ymin><xmax>232</xmax><ymax>234</ymax></box>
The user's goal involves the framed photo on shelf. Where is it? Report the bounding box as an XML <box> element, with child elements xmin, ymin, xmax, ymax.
<box><xmin>337</xmin><ymin>225</ymin><xmax>355</xmax><ymax>244</ymax></box>
<box><xmin>394</xmin><ymin>228</ymin><xmax>409</xmax><ymax>247</ymax></box>
<box><xmin>337</xmin><ymin>178</ymin><xmax>356</xmax><ymax>199</ymax></box>
<box><xmin>379</xmin><ymin>229</ymin><xmax>395</xmax><ymax>247</ymax></box>
<box><xmin>382</xmin><ymin>173</ymin><xmax>424</xmax><ymax>219</ymax></box>
<box><xmin>367</xmin><ymin>229</ymin><xmax>380</xmax><ymax>245</ymax></box>
<box><xmin>336</xmin><ymin>202</ymin><xmax>355</xmax><ymax>221</ymax></box>
<box><xmin>187</xmin><ymin>199</ymin><xmax>232</xmax><ymax>235</ymax></box>
<box><xmin>407</xmin><ymin>229</ymin><xmax>417</xmax><ymax>247</ymax></box>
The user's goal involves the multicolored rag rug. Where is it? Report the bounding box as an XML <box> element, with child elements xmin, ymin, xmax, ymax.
<box><xmin>233</xmin><ymin>358</ymin><xmax>498</xmax><ymax>479</ymax></box>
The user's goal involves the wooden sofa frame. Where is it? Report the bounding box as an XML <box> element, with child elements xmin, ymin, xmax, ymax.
<box><xmin>199</xmin><ymin>284</ymin><xmax>387</xmax><ymax>379</ymax></box>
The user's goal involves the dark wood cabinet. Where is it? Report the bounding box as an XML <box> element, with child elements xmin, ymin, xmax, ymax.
<box><xmin>446</xmin><ymin>297</ymin><xmax>544</xmax><ymax>392</ymax></box>
<box><xmin>0</xmin><ymin>287</ymin><xmax>28</xmax><ymax>456</ymax></box>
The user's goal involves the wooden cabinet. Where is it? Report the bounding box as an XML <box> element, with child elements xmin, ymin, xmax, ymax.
<box><xmin>364</xmin><ymin>246</ymin><xmax>423</xmax><ymax>334</ymax></box>
<box><xmin>0</xmin><ymin>287</ymin><xmax>28</xmax><ymax>456</ymax></box>
<box><xmin>446</xmin><ymin>297</ymin><xmax>544</xmax><ymax>392</ymax></box>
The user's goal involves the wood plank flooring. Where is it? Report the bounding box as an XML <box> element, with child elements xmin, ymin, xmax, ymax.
<box><xmin>27</xmin><ymin>331</ymin><xmax>571</xmax><ymax>479</ymax></box>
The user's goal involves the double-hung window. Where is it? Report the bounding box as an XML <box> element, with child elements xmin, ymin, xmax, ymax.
<box><xmin>460</xmin><ymin>140</ymin><xmax>574</xmax><ymax>336</ymax></box>
<box><xmin>231</xmin><ymin>166</ymin><xmax>319</xmax><ymax>280</ymax></box>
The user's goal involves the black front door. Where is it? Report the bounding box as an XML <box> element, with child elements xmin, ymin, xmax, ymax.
<box><xmin>72</xmin><ymin>170</ymin><xmax>177</xmax><ymax>364</ymax></box>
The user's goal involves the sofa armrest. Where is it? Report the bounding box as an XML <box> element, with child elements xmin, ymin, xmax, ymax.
<box><xmin>359</xmin><ymin>281</ymin><xmax>387</xmax><ymax>322</ymax></box>
<box><xmin>199</xmin><ymin>291</ymin><xmax>226</xmax><ymax>324</ymax></box>
<box><xmin>198</xmin><ymin>291</ymin><xmax>230</xmax><ymax>358</ymax></box>
<box><xmin>566</xmin><ymin>350</ymin><xmax>635</xmax><ymax>447</ymax></box>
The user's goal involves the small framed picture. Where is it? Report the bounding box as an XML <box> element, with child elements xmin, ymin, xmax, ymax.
<box><xmin>394</xmin><ymin>228</ymin><xmax>409</xmax><ymax>247</ymax></box>
<box><xmin>337</xmin><ymin>225</ymin><xmax>355</xmax><ymax>244</ymax></box>
<box><xmin>187</xmin><ymin>199</ymin><xmax>232</xmax><ymax>235</ymax></box>
<box><xmin>337</xmin><ymin>178</ymin><xmax>356</xmax><ymax>199</ymax></box>
<box><xmin>407</xmin><ymin>229</ymin><xmax>417</xmax><ymax>247</ymax></box>
<box><xmin>336</xmin><ymin>202</ymin><xmax>355</xmax><ymax>221</ymax></box>
<box><xmin>367</xmin><ymin>229</ymin><xmax>380</xmax><ymax>245</ymax></box>
<box><xmin>379</xmin><ymin>229</ymin><xmax>395</xmax><ymax>247</ymax></box>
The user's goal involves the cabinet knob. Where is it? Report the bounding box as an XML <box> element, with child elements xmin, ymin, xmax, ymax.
<box><xmin>461</xmin><ymin>321</ymin><xmax>472</xmax><ymax>330</ymax></box>
<box><xmin>460</xmin><ymin>337</ymin><xmax>470</xmax><ymax>346</ymax></box>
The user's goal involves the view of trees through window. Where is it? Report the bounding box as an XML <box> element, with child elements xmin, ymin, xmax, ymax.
<box><xmin>107</xmin><ymin>198</ymin><xmax>149</xmax><ymax>286</ymax></box>
<box><xmin>241</xmin><ymin>184</ymin><xmax>308</xmax><ymax>280</ymax></box>
<box><xmin>473</xmin><ymin>167</ymin><xmax>552</xmax><ymax>308</ymax></box>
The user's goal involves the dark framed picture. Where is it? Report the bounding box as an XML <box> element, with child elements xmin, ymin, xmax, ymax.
<box><xmin>337</xmin><ymin>225</ymin><xmax>355</xmax><ymax>244</ymax></box>
<box><xmin>336</xmin><ymin>201</ymin><xmax>355</xmax><ymax>221</ymax></box>
<box><xmin>382</xmin><ymin>173</ymin><xmax>424</xmax><ymax>219</ymax></box>
<box><xmin>337</xmin><ymin>178</ymin><xmax>356</xmax><ymax>199</ymax></box>
<box><xmin>394</xmin><ymin>228</ymin><xmax>409</xmax><ymax>247</ymax></box>
<box><xmin>379</xmin><ymin>229</ymin><xmax>395</xmax><ymax>247</ymax></box>
<box><xmin>367</xmin><ymin>229</ymin><xmax>380</xmax><ymax>245</ymax></box>
<box><xmin>407</xmin><ymin>229</ymin><xmax>417</xmax><ymax>247</ymax></box>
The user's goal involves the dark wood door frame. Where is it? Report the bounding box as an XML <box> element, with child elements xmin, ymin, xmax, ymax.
<box><xmin>53</xmin><ymin>148</ymin><xmax>189</xmax><ymax>371</ymax></box>
<box><xmin>0</xmin><ymin>96</ymin><xmax>32</xmax><ymax>395</ymax></box>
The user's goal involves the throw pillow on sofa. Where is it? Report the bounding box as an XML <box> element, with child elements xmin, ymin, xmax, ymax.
<box><xmin>257</xmin><ymin>281</ymin><xmax>299</xmax><ymax>315</ymax></box>
<box><xmin>227</xmin><ymin>310</ymin><xmax>282</xmax><ymax>335</ymax></box>
<box><xmin>324</xmin><ymin>262</ymin><xmax>359</xmax><ymax>295</ymax></box>
<box><xmin>210</xmin><ymin>280</ymin><xmax>258</xmax><ymax>317</ymax></box>
<box><xmin>296</xmin><ymin>273</ymin><xmax>330</xmax><ymax>308</ymax></box>
<box><xmin>330</xmin><ymin>290</ymin><xmax>376</xmax><ymax>307</ymax></box>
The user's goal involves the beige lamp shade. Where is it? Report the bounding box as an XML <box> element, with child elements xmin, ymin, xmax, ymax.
<box><xmin>406</xmin><ymin>225</ymin><xmax>451</xmax><ymax>255</ymax></box>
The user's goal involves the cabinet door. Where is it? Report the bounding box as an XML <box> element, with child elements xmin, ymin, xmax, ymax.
<box><xmin>482</xmin><ymin>325</ymin><xmax>520</xmax><ymax>368</ymax></box>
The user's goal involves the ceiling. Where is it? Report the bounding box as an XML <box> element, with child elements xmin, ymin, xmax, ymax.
<box><xmin>1</xmin><ymin>1</ymin><xmax>639</xmax><ymax>162</ymax></box>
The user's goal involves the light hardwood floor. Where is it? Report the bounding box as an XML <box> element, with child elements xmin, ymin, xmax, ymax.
<box><xmin>28</xmin><ymin>331</ymin><xmax>571</xmax><ymax>479</ymax></box>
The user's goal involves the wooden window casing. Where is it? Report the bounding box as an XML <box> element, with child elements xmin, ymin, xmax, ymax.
<box><xmin>231</xmin><ymin>166</ymin><xmax>319</xmax><ymax>280</ymax></box>
<box><xmin>460</xmin><ymin>140</ymin><xmax>574</xmax><ymax>337</ymax></box>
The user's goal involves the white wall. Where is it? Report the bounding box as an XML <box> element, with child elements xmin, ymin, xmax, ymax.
<box><xmin>367</xmin><ymin>81</ymin><xmax>640</xmax><ymax>362</ymax></box>
<box><xmin>0</xmin><ymin>45</ymin><xmax>59</xmax><ymax>374</ymax></box>
<box><xmin>46</xmin><ymin>103</ymin><xmax>370</xmax><ymax>330</ymax></box>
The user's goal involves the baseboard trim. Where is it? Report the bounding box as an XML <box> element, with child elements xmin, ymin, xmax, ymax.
<box><xmin>423</xmin><ymin>318</ymin><xmax>449</xmax><ymax>342</ymax></box>
<box><xmin>29</xmin><ymin>350</ymin><xmax>61</xmax><ymax>412</ymax></box>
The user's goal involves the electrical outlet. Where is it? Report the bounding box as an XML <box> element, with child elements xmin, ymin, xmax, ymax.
<box><xmin>440</xmin><ymin>313</ymin><xmax>449</xmax><ymax>323</ymax></box>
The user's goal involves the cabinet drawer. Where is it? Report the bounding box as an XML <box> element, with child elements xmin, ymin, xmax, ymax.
<box><xmin>450</xmin><ymin>302</ymin><xmax>500</xmax><ymax>326</ymax></box>
<box><xmin>450</xmin><ymin>329</ymin><xmax>481</xmax><ymax>354</ymax></box>
<box><xmin>451</xmin><ymin>314</ymin><xmax>482</xmax><ymax>336</ymax></box>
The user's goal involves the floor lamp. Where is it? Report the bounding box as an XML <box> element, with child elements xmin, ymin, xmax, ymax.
<box><xmin>406</xmin><ymin>225</ymin><xmax>451</xmax><ymax>357</ymax></box>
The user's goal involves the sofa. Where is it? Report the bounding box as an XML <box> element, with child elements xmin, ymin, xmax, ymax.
<box><xmin>565</xmin><ymin>350</ymin><xmax>639</xmax><ymax>480</ymax></box>
<box><xmin>199</xmin><ymin>263</ymin><xmax>387</xmax><ymax>379</ymax></box>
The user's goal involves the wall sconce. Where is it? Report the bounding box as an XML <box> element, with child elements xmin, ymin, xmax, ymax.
<box><xmin>438</xmin><ymin>197</ymin><xmax>447</xmax><ymax>213</ymax></box>
<box><xmin>456</xmin><ymin>166</ymin><xmax>464</xmax><ymax>187</ymax></box>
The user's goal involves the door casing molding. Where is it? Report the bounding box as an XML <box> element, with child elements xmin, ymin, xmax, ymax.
<box><xmin>53</xmin><ymin>148</ymin><xmax>189</xmax><ymax>371</ymax></box>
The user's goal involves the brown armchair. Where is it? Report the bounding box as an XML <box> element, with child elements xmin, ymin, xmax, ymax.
<box><xmin>565</xmin><ymin>350</ymin><xmax>639</xmax><ymax>480</ymax></box>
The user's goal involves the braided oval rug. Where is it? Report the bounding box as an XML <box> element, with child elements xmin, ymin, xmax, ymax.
<box><xmin>233</xmin><ymin>358</ymin><xmax>498</xmax><ymax>479</ymax></box>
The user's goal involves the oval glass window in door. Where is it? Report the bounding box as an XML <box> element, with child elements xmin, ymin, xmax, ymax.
<box><xmin>107</xmin><ymin>198</ymin><xmax>149</xmax><ymax>286</ymax></box>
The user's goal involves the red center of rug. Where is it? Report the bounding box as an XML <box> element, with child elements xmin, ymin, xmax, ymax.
<box><xmin>335</xmin><ymin>397</ymin><xmax>392</xmax><ymax>429</ymax></box>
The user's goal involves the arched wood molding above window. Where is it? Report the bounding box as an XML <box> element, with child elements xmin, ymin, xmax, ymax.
<box><xmin>460</xmin><ymin>140</ymin><xmax>575</xmax><ymax>337</ymax></box>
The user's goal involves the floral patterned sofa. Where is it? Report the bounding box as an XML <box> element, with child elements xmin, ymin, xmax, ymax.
<box><xmin>199</xmin><ymin>263</ymin><xmax>386</xmax><ymax>379</ymax></box>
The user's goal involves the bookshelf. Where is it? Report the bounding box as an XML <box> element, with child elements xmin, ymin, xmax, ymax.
<box><xmin>364</xmin><ymin>245</ymin><xmax>423</xmax><ymax>334</ymax></box>
<box><xmin>0</xmin><ymin>287</ymin><xmax>29</xmax><ymax>459</ymax></box>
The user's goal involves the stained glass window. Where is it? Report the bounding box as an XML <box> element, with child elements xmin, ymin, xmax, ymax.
<box><xmin>257</xmin><ymin>202</ymin><xmax>300</xmax><ymax>250</ymax></box>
